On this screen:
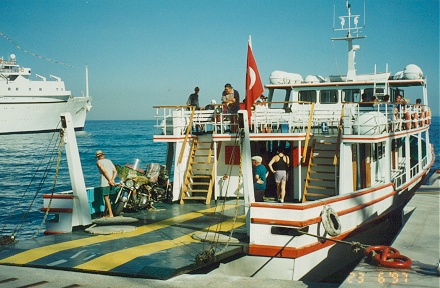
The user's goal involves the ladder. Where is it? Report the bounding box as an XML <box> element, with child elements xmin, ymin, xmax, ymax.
<box><xmin>302</xmin><ymin>137</ymin><xmax>339</xmax><ymax>202</ymax></box>
<box><xmin>180</xmin><ymin>137</ymin><xmax>215</xmax><ymax>204</ymax></box>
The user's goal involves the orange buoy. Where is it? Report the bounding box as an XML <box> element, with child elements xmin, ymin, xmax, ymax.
<box><xmin>364</xmin><ymin>245</ymin><xmax>412</xmax><ymax>269</ymax></box>
<box><xmin>404</xmin><ymin>112</ymin><xmax>411</xmax><ymax>130</ymax></box>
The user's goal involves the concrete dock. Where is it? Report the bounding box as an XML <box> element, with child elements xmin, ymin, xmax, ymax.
<box><xmin>341</xmin><ymin>173</ymin><xmax>440</xmax><ymax>287</ymax></box>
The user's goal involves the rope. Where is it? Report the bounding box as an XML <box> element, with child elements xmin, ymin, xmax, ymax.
<box><xmin>0</xmin><ymin>125</ymin><xmax>61</xmax><ymax>239</ymax></box>
<box><xmin>214</xmin><ymin>129</ymin><xmax>243</xmax><ymax>255</ymax></box>
<box><xmin>0</xmin><ymin>31</ymin><xmax>78</xmax><ymax>68</ymax></box>
<box><xmin>250</xmin><ymin>228</ymin><xmax>368</xmax><ymax>277</ymax></box>
<box><xmin>33</xmin><ymin>131</ymin><xmax>65</xmax><ymax>237</ymax></box>
<box><xmin>196</xmin><ymin>128</ymin><xmax>243</xmax><ymax>262</ymax></box>
<box><xmin>14</xmin><ymin>133</ymin><xmax>61</xmax><ymax>237</ymax></box>
<box><xmin>294</xmin><ymin>228</ymin><xmax>368</xmax><ymax>253</ymax></box>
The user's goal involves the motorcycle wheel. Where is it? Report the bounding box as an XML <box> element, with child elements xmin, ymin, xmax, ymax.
<box><xmin>114</xmin><ymin>201</ymin><xmax>125</xmax><ymax>216</ymax></box>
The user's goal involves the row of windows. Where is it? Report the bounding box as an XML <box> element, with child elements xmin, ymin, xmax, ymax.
<box><xmin>298</xmin><ymin>89</ymin><xmax>361</xmax><ymax>103</ymax></box>
<box><xmin>298</xmin><ymin>88</ymin><xmax>389</xmax><ymax>104</ymax></box>
<box><xmin>6</xmin><ymin>87</ymin><xmax>64</xmax><ymax>91</ymax></box>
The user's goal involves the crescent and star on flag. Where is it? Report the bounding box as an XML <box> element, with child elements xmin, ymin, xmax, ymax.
<box><xmin>245</xmin><ymin>35</ymin><xmax>264</xmax><ymax>118</ymax></box>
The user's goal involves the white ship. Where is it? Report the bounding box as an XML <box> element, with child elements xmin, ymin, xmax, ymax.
<box><xmin>0</xmin><ymin>54</ymin><xmax>91</xmax><ymax>134</ymax></box>
<box><xmin>152</xmin><ymin>2</ymin><xmax>435</xmax><ymax>281</ymax></box>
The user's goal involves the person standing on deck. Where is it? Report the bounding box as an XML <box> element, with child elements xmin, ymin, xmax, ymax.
<box><xmin>252</xmin><ymin>156</ymin><xmax>268</xmax><ymax>202</ymax></box>
<box><xmin>186</xmin><ymin>87</ymin><xmax>200</xmax><ymax>110</ymax></box>
<box><xmin>95</xmin><ymin>150</ymin><xmax>117</xmax><ymax>218</ymax></box>
<box><xmin>268</xmin><ymin>149</ymin><xmax>290</xmax><ymax>203</ymax></box>
<box><xmin>222</xmin><ymin>83</ymin><xmax>240</xmax><ymax>133</ymax></box>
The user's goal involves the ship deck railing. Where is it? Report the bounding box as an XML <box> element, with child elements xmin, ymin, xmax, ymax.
<box><xmin>391</xmin><ymin>154</ymin><xmax>428</xmax><ymax>189</ymax></box>
<box><xmin>343</xmin><ymin>102</ymin><xmax>431</xmax><ymax>136</ymax></box>
<box><xmin>153</xmin><ymin>102</ymin><xmax>431</xmax><ymax>137</ymax></box>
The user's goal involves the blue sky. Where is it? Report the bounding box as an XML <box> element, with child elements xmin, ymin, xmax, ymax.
<box><xmin>2</xmin><ymin>0</ymin><xmax>438</xmax><ymax>119</ymax></box>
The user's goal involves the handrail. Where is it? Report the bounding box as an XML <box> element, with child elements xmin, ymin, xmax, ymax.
<box><xmin>153</xmin><ymin>105</ymin><xmax>191</xmax><ymax>109</ymax></box>
<box><xmin>302</xmin><ymin>102</ymin><xmax>315</xmax><ymax>163</ymax></box>
<box><xmin>333</xmin><ymin>106</ymin><xmax>344</xmax><ymax>165</ymax></box>
<box><xmin>178</xmin><ymin>106</ymin><xmax>195</xmax><ymax>164</ymax></box>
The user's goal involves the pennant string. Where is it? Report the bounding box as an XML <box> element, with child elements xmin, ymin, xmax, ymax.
<box><xmin>0</xmin><ymin>31</ymin><xmax>77</xmax><ymax>68</ymax></box>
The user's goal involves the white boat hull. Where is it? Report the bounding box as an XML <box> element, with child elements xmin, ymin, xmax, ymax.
<box><xmin>210</xmin><ymin>169</ymin><xmax>430</xmax><ymax>281</ymax></box>
<box><xmin>0</xmin><ymin>96</ymin><xmax>91</xmax><ymax>134</ymax></box>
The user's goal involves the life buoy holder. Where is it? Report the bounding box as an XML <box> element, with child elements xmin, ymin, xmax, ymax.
<box><xmin>364</xmin><ymin>245</ymin><xmax>412</xmax><ymax>269</ymax></box>
<box><xmin>321</xmin><ymin>205</ymin><xmax>341</xmax><ymax>236</ymax></box>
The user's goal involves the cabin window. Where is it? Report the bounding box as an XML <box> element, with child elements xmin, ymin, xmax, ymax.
<box><xmin>16</xmin><ymin>88</ymin><xmax>19</xmax><ymax>91</ymax></box>
<box><xmin>8</xmin><ymin>87</ymin><xmax>11</xmax><ymax>91</ymax></box>
<box><xmin>364</xmin><ymin>88</ymin><xmax>385</xmax><ymax>100</ymax></box>
<box><xmin>320</xmin><ymin>89</ymin><xmax>338</xmax><ymax>104</ymax></box>
<box><xmin>342</xmin><ymin>89</ymin><xmax>360</xmax><ymax>102</ymax></box>
<box><xmin>39</xmin><ymin>88</ymin><xmax>42</xmax><ymax>91</ymax></box>
<box><xmin>29</xmin><ymin>88</ymin><xmax>31</xmax><ymax>91</ymax></box>
<box><xmin>391</xmin><ymin>88</ymin><xmax>405</xmax><ymax>102</ymax></box>
<box><xmin>298</xmin><ymin>90</ymin><xmax>316</xmax><ymax>103</ymax></box>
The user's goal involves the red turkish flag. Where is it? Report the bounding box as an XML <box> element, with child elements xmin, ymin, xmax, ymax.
<box><xmin>245</xmin><ymin>37</ymin><xmax>264</xmax><ymax>121</ymax></box>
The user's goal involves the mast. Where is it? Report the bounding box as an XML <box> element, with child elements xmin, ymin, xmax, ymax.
<box><xmin>331</xmin><ymin>1</ymin><xmax>365</xmax><ymax>81</ymax></box>
<box><xmin>85</xmin><ymin>64</ymin><xmax>89</xmax><ymax>97</ymax></box>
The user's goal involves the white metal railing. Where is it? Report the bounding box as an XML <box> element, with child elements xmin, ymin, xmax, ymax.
<box><xmin>392</xmin><ymin>157</ymin><xmax>424</xmax><ymax>188</ymax></box>
<box><xmin>251</xmin><ymin>102</ymin><xmax>313</xmax><ymax>133</ymax></box>
<box><xmin>343</xmin><ymin>102</ymin><xmax>430</xmax><ymax>136</ymax></box>
<box><xmin>153</xmin><ymin>102</ymin><xmax>431</xmax><ymax>137</ymax></box>
<box><xmin>154</xmin><ymin>105</ymin><xmax>238</xmax><ymax>136</ymax></box>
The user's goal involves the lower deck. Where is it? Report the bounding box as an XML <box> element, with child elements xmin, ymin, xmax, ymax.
<box><xmin>0</xmin><ymin>200</ymin><xmax>247</xmax><ymax>280</ymax></box>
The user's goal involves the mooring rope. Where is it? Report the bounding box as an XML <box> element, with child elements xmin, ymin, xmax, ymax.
<box><xmin>196</xmin><ymin>127</ymin><xmax>244</xmax><ymax>263</ymax></box>
<box><xmin>0</xmin><ymin>125</ymin><xmax>62</xmax><ymax>240</ymax></box>
<box><xmin>33</xmin><ymin>131</ymin><xmax>65</xmax><ymax>238</ymax></box>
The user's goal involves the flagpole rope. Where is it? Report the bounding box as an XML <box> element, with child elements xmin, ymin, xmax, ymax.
<box><xmin>0</xmin><ymin>31</ymin><xmax>78</xmax><ymax>68</ymax></box>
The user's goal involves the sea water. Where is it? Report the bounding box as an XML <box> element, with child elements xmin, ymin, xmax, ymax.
<box><xmin>0</xmin><ymin>118</ymin><xmax>439</xmax><ymax>240</ymax></box>
<box><xmin>0</xmin><ymin>120</ymin><xmax>167</xmax><ymax>239</ymax></box>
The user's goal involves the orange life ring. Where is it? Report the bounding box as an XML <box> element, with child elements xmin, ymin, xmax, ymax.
<box><xmin>412</xmin><ymin>112</ymin><xmax>418</xmax><ymax>128</ymax></box>
<box><xmin>20</xmin><ymin>68</ymin><xmax>24</xmax><ymax>72</ymax></box>
<box><xmin>404</xmin><ymin>112</ymin><xmax>411</xmax><ymax>130</ymax></box>
<box><xmin>364</xmin><ymin>245</ymin><xmax>412</xmax><ymax>269</ymax></box>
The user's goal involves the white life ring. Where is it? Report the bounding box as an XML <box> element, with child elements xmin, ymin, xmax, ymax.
<box><xmin>321</xmin><ymin>205</ymin><xmax>341</xmax><ymax>236</ymax></box>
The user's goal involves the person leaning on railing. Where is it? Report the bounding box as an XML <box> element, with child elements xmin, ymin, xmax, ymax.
<box><xmin>221</xmin><ymin>83</ymin><xmax>240</xmax><ymax>133</ymax></box>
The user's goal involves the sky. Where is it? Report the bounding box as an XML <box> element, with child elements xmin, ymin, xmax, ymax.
<box><xmin>1</xmin><ymin>0</ymin><xmax>438</xmax><ymax>120</ymax></box>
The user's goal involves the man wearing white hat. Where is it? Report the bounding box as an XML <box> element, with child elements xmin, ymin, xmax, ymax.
<box><xmin>95</xmin><ymin>150</ymin><xmax>117</xmax><ymax>217</ymax></box>
<box><xmin>252</xmin><ymin>155</ymin><xmax>268</xmax><ymax>202</ymax></box>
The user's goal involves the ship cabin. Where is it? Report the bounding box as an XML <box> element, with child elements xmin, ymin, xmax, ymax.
<box><xmin>0</xmin><ymin>54</ymin><xmax>70</xmax><ymax>101</ymax></box>
<box><xmin>153</xmin><ymin>69</ymin><xmax>432</xmax><ymax>206</ymax></box>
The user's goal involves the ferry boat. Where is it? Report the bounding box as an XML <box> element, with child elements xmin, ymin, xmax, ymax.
<box><xmin>3</xmin><ymin>1</ymin><xmax>433</xmax><ymax>284</ymax></box>
<box><xmin>0</xmin><ymin>53</ymin><xmax>92</xmax><ymax>134</ymax></box>
<box><xmin>152</xmin><ymin>2</ymin><xmax>435</xmax><ymax>281</ymax></box>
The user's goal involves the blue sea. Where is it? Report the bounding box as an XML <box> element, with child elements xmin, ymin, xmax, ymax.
<box><xmin>0</xmin><ymin>120</ymin><xmax>167</xmax><ymax>240</ymax></box>
<box><xmin>0</xmin><ymin>118</ymin><xmax>439</xmax><ymax>240</ymax></box>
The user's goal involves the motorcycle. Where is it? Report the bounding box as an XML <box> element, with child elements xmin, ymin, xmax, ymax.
<box><xmin>113</xmin><ymin>160</ymin><xmax>172</xmax><ymax>216</ymax></box>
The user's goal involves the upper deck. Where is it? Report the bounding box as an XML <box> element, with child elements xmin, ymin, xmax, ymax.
<box><xmin>153</xmin><ymin>99</ymin><xmax>431</xmax><ymax>144</ymax></box>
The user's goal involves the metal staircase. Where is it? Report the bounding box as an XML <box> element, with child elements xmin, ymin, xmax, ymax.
<box><xmin>180</xmin><ymin>137</ymin><xmax>216</xmax><ymax>204</ymax></box>
<box><xmin>302</xmin><ymin>137</ymin><xmax>339</xmax><ymax>202</ymax></box>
